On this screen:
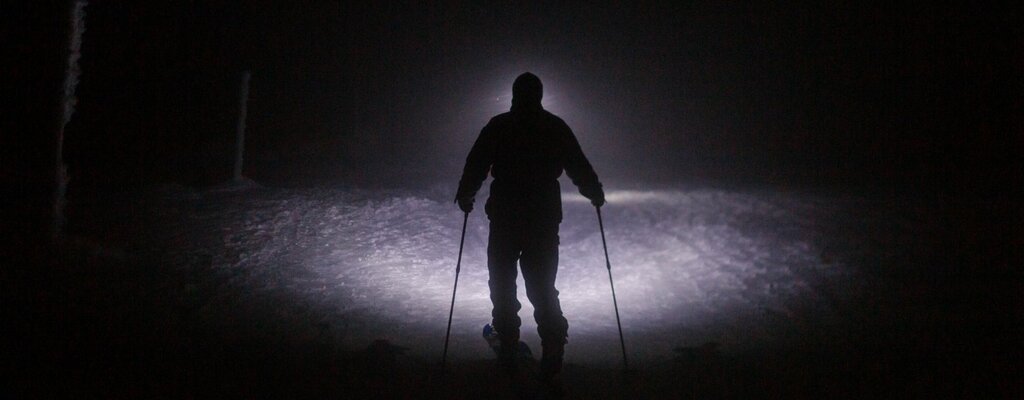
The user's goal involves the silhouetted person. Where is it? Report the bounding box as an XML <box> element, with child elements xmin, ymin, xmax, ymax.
<box><xmin>456</xmin><ymin>72</ymin><xmax>605</xmax><ymax>387</ymax></box>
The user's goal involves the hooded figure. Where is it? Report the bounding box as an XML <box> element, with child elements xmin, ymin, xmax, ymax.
<box><xmin>456</xmin><ymin>72</ymin><xmax>604</xmax><ymax>386</ymax></box>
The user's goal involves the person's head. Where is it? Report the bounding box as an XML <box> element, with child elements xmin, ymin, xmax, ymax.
<box><xmin>512</xmin><ymin>72</ymin><xmax>543</xmax><ymax>111</ymax></box>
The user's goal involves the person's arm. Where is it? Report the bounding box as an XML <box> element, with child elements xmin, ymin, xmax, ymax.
<box><xmin>561</xmin><ymin>124</ymin><xmax>605</xmax><ymax>207</ymax></box>
<box><xmin>455</xmin><ymin>122</ymin><xmax>497</xmax><ymax>211</ymax></box>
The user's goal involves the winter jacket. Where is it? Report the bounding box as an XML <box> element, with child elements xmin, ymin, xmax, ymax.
<box><xmin>456</xmin><ymin>107</ymin><xmax>603</xmax><ymax>223</ymax></box>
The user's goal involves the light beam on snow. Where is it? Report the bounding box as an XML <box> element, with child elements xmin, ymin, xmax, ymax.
<box><xmin>285</xmin><ymin>189</ymin><xmax>853</xmax><ymax>365</ymax></box>
<box><xmin>563</xmin><ymin>190</ymin><xmax>680</xmax><ymax>204</ymax></box>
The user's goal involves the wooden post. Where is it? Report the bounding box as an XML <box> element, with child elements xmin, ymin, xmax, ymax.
<box><xmin>233</xmin><ymin>70</ymin><xmax>251</xmax><ymax>182</ymax></box>
<box><xmin>52</xmin><ymin>0</ymin><xmax>87</xmax><ymax>243</ymax></box>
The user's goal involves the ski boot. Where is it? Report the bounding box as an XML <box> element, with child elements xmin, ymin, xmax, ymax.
<box><xmin>483</xmin><ymin>324</ymin><xmax>521</xmax><ymax>372</ymax></box>
<box><xmin>540</xmin><ymin>341</ymin><xmax>565</xmax><ymax>397</ymax></box>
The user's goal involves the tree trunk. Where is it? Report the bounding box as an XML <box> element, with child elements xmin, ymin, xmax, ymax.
<box><xmin>52</xmin><ymin>0</ymin><xmax>87</xmax><ymax>243</ymax></box>
<box><xmin>233</xmin><ymin>70</ymin><xmax>251</xmax><ymax>182</ymax></box>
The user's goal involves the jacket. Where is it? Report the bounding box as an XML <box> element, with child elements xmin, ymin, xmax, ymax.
<box><xmin>456</xmin><ymin>107</ymin><xmax>602</xmax><ymax>223</ymax></box>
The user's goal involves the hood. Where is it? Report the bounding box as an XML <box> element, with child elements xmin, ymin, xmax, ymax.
<box><xmin>511</xmin><ymin>72</ymin><xmax>543</xmax><ymax>113</ymax></box>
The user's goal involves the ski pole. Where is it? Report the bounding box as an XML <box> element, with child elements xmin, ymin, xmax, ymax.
<box><xmin>442</xmin><ymin>211</ymin><xmax>469</xmax><ymax>373</ymax></box>
<box><xmin>597</xmin><ymin>206</ymin><xmax>629</xmax><ymax>371</ymax></box>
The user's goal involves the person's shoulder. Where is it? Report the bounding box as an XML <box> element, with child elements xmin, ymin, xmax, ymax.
<box><xmin>540</xmin><ymin>109</ymin><xmax>560</xmax><ymax>119</ymax></box>
<box><xmin>540</xmin><ymin>110</ymin><xmax>571</xmax><ymax>130</ymax></box>
<box><xmin>485</xmin><ymin>112</ymin><xmax>515</xmax><ymax>126</ymax></box>
<box><xmin>494</xmin><ymin>111</ymin><xmax>515</xmax><ymax>120</ymax></box>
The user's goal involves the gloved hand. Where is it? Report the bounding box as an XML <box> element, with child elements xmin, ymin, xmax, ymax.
<box><xmin>580</xmin><ymin>185</ymin><xmax>605</xmax><ymax>208</ymax></box>
<box><xmin>455</xmin><ymin>196</ymin><xmax>474</xmax><ymax>213</ymax></box>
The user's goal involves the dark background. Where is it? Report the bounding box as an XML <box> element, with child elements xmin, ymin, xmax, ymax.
<box><xmin>2</xmin><ymin>3</ymin><xmax>1022</xmax><ymax>398</ymax></box>
<box><xmin>4</xmin><ymin>1</ymin><xmax>1022</xmax><ymax>199</ymax></box>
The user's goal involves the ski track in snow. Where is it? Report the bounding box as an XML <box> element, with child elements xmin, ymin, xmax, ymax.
<box><xmin>137</xmin><ymin>185</ymin><xmax>900</xmax><ymax>367</ymax></box>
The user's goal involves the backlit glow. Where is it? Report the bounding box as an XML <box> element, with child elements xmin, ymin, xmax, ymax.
<box><xmin>272</xmin><ymin>189</ymin><xmax>856</xmax><ymax>365</ymax></box>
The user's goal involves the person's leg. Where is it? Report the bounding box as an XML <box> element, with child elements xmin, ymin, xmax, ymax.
<box><xmin>520</xmin><ymin>222</ymin><xmax>567</xmax><ymax>376</ymax></box>
<box><xmin>487</xmin><ymin>220</ymin><xmax>523</xmax><ymax>348</ymax></box>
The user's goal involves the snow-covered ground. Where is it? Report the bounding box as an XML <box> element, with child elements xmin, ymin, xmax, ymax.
<box><xmin>127</xmin><ymin>183</ymin><xmax>909</xmax><ymax>370</ymax></box>
<box><xmin>12</xmin><ymin>182</ymin><xmax>1014</xmax><ymax>397</ymax></box>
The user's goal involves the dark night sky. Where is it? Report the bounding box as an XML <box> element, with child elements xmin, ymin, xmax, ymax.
<box><xmin>4</xmin><ymin>1</ymin><xmax>1021</xmax><ymax>195</ymax></box>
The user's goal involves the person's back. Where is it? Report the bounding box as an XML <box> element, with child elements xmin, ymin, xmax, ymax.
<box><xmin>456</xmin><ymin>73</ymin><xmax>602</xmax><ymax>222</ymax></box>
<box><xmin>455</xmin><ymin>72</ymin><xmax>604</xmax><ymax>394</ymax></box>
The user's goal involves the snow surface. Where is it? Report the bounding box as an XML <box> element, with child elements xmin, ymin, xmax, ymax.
<box><xmin>135</xmin><ymin>184</ymin><xmax>896</xmax><ymax>368</ymax></box>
